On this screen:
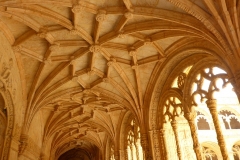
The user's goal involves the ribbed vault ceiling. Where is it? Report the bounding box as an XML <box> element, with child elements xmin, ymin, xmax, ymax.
<box><xmin>1</xmin><ymin>0</ymin><xmax>240</xmax><ymax>158</ymax></box>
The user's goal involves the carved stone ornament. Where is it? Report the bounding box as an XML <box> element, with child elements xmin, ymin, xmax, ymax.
<box><xmin>96</xmin><ymin>10</ymin><xmax>107</xmax><ymax>22</ymax></box>
<box><xmin>0</xmin><ymin>87</ymin><xmax>15</xmax><ymax>160</ymax></box>
<box><xmin>18</xmin><ymin>134</ymin><xmax>28</xmax><ymax>155</ymax></box>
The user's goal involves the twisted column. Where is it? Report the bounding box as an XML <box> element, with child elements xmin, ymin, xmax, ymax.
<box><xmin>171</xmin><ymin>120</ymin><xmax>182</xmax><ymax>160</ymax></box>
<box><xmin>206</xmin><ymin>99</ymin><xmax>229</xmax><ymax>160</ymax></box>
<box><xmin>185</xmin><ymin>112</ymin><xmax>203</xmax><ymax>160</ymax></box>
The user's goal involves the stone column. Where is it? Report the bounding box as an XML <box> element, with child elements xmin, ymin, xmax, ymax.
<box><xmin>185</xmin><ymin>112</ymin><xmax>203</xmax><ymax>160</ymax></box>
<box><xmin>151</xmin><ymin>129</ymin><xmax>161</xmax><ymax>160</ymax></box>
<box><xmin>171</xmin><ymin>120</ymin><xmax>182</xmax><ymax>160</ymax></box>
<box><xmin>126</xmin><ymin>147</ymin><xmax>130</xmax><ymax>160</ymax></box>
<box><xmin>206</xmin><ymin>99</ymin><xmax>229</xmax><ymax>160</ymax></box>
<box><xmin>135</xmin><ymin>141</ymin><xmax>140</xmax><ymax>160</ymax></box>
<box><xmin>130</xmin><ymin>144</ymin><xmax>135</xmax><ymax>160</ymax></box>
<box><xmin>141</xmin><ymin>133</ymin><xmax>152</xmax><ymax>160</ymax></box>
<box><xmin>114</xmin><ymin>150</ymin><xmax>120</xmax><ymax>160</ymax></box>
<box><xmin>119</xmin><ymin>150</ymin><xmax>125</xmax><ymax>160</ymax></box>
<box><xmin>160</xmin><ymin>129</ymin><xmax>168</xmax><ymax>160</ymax></box>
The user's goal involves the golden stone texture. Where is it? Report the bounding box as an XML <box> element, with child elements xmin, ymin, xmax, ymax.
<box><xmin>0</xmin><ymin>0</ymin><xmax>240</xmax><ymax>160</ymax></box>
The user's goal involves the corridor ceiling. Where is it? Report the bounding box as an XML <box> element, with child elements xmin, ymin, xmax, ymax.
<box><xmin>0</xmin><ymin>0</ymin><xmax>239</xmax><ymax>158</ymax></box>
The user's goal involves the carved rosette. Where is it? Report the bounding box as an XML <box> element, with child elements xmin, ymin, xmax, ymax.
<box><xmin>177</xmin><ymin>72</ymin><xmax>186</xmax><ymax>90</ymax></box>
<box><xmin>71</xmin><ymin>3</ymin><xmax>85</xmax><ymax>14</ymax></box>
<box><xmin>96</xmin><ymin>10</ymin><xmax>107</xmax><ymax>22</ymax></box>
<box><xmin>89</xmin><ymin>45</ymin><xmax>101</xmax><ymax>53</ymax></box>
<box><xmin>129</xmin><ymin>49</ymin><xmax>137</xmax><ymax>57</ymax></box>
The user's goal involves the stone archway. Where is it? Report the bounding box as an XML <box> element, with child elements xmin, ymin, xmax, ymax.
<box><xmin>0</xmin><ymin>81</ymin><xmax>15</xmax><ymax>160</ymax></box>
<box><xmin>0</xmin><ymin>92</ymin><xmax>6</xmax><ymax>157</ymax></box>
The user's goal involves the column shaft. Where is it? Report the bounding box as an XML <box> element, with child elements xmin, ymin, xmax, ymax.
<box><xmin>185</xmin><ymin>113</ymin><xmax>203</xmax><ymax>160</ymax></box>
<box><xmin>206</xmin><ymin>99</ymin><xmax>229</xmax><ymax>160</ymax></box>
<box><xmin>160</xmin><ymin>129</ymin><xmax>168</xmax><ymax>160</ymax></box>
<box><xmin>171</xmin><ymin>121</ymin><xmax>182</xmax><ymax>160</ymax></box>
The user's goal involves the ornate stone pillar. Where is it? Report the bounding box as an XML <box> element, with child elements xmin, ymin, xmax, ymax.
<box><xmin>185</xmin><ymin>112</ymin><xmax>203</xmax><ymax>160</ymax></box>
<box><xmin>141</xmin><ymin>133</ymin><xmax>152</xmax><ymax>160</ymax></box>
<box><xmin>151</xmin><ymin>129</ymin><xmax>161</xmax><ymax>160</ymax></box>
<box><xmin>160</xmin><ymin>129</ymin><xmax>168</xmax><ymax>160</ymax></box>
<box><xmin>171</xmin><ymin>120</ymin><xmax>182</xmax><ymax>160</ymax></box>
<box><xmin>206</xmin><ymin>99</ymin><xmax>229</xmax><ymax>160</ymax></box>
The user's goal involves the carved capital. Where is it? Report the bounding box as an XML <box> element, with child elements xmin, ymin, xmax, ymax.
<box><xmin>206</xmin><ymin>99</ymin><xmax>217</xmax><ymax>111</ymax></box>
